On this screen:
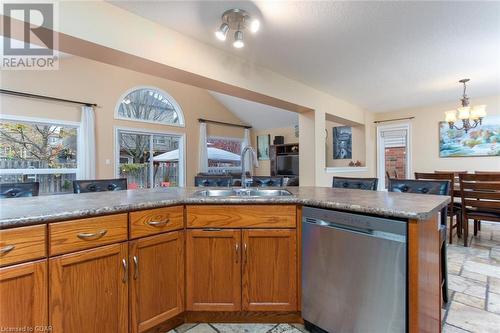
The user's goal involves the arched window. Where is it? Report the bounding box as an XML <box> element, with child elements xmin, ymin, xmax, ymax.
<box><xmin>116</xmin><ymin>87</ymin><xmax>184</xmax><ymax>126</ymax></box>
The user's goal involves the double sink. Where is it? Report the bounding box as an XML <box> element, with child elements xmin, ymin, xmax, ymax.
<box><xmin>194</xmin><ymin>188</ymin><xmax>293</xmax><ymax>197</ymax></box>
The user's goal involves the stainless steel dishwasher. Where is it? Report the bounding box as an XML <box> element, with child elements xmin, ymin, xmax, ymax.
<box><xmin>302</xmin><ymin>207</ymin><xmax>407</xmax><ymax>333</ymax></box>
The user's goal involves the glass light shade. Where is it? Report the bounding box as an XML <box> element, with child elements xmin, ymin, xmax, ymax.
<box><xmin>250</xmin><ymin>19</ymin><xmax>260</xmax><ymax>33</ymax></box>
<box><xmin>457</xmin><ymin>106</ymin><xmax>471</xmax><ymax>120</ymax></box>
<box><xmin>470</xmin><ymin>105</ymin><xmax>487</xmax><ymax>119</ymax></box>
<box><xmin>215</xmin><ymin>23</ymin><xmax>229</xmax><ymax>41</ymax></box>
<box><xmin>233</xmin><ymin>30</ymin><xmax>244</xmax><ymax>48</ymax></box>
<box><xmin>445</xmin><ymin>110</ymin><xmax>457</xmax><ymax>123</ymax></box>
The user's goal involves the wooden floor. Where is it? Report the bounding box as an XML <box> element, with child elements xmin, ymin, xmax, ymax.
<box><xmin>168</xmin><ymin>220</ymin><xmax>500</xmax><ymax>333</ymax></box>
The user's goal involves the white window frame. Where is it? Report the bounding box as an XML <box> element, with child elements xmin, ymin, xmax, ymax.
<box><xmin>114</xmin><ymin>126</ymin><xmax>186</xmax><ymax>188</ymax></box>
<box><xmin>376</xmin><ymin>122</ymin><xmax>412</xmax><ymax>190</ymax></box>
<box><xmin>114</xmin><ymin>86</ymin><xmax>185</xmax><ymax>128</ymax></box>
<box><xmin>206</xmin><ymin>135</ymin><xmax>243</xmax><ymax>174</ymax></box>
<box><xmin>0</xmin><ymin>114</ymin><xmax>80</xmax><ymax>177</ymax></box>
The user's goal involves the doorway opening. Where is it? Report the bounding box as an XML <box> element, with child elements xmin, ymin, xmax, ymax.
<box><xmin>377</xmin><ymin>123</ymin><xmax>412</xmax><ymax>189</ymax></box>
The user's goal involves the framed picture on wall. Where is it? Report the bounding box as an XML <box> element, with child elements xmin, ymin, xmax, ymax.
<box><xmin>333</xmin><ymin>126</ymin><xmax>352</xmax><ymax>159</ymax></box>
<box><xmin>257</xmin><ymin>134</ymin><xmax>270</xmax><ymax>160</ymax></box>
<box><xmin>439</xmin><ymin>115</ymin><xmax>500</xmax><ymax>157</ymax></box>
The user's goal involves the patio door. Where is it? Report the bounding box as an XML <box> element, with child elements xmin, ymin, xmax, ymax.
<box><xmin>377</xmin><ymin>123</ymin><xmax>411</xmax><ymax>190</ymax></box>
<box><xmin>115</xmin><ymin>128</ymin><xmax>185</xmax><ymax>188</ymax></box>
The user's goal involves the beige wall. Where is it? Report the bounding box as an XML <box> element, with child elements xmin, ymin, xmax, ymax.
<box><xmin>49</xmin><ymin>1</ymin><xmax>370</xmax><ymax>186</ymax></box>
<box><xmin>325</xmin><ymin>120</ymin><xmax>366</xmax><ymax>168</ymax></box>
<box><xmin>374</xmin><ymin>95</ymin><xmax>500</xmax><ymax>174</ymax></box>
<box><xmin>0</xmin><ymin>56</ymin><xmax>248</xmax><ymax>186</ymax></box>
<box><xmin>251</xmin><ymin>127</ymin><xmax>298</xmax><ymax>176</ymax></box>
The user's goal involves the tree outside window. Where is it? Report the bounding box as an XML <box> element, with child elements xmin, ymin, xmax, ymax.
<box><xmin>0</xmin><ymin>120</ymin><xmax>78</xmax><ymax>194</ymax></box>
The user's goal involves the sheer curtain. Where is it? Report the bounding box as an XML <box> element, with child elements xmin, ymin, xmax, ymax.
<box><xmin>78</xmin><ymin>105</ymin><xmax>96</xmax><ymax>179</ymax></box>
<box><xmin>198</xmin><ymin>122</ymin><xmax>209</xmax><ymax>173</ymax></box>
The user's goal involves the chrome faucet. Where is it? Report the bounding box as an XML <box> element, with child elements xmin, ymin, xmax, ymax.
<box><xmin>241</xmin><ymin>146</ymin><xmax>258</xmax><ymax>188</ymax></box>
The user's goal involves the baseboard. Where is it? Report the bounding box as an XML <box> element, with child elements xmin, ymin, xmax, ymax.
<box><xmin>185</xmin><ymin>311</ymin><xmax>303</xmax><ymax>324</ymax></box>
<box><xmin>143</xmin><ymin>314</ymin><xmax>185</xmax><ymax>333</ymax></box>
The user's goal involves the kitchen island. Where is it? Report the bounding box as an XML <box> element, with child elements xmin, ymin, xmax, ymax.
<box><xmin>0</xmin><ymin>187</ymin><xmax>449</xmax><ymax>333</ymax></box>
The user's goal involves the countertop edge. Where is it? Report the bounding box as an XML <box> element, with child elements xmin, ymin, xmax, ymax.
<box><xmin>0</xmin><ymin>195</ymin><xmax>451</xmax><ymax>229</ymax></box>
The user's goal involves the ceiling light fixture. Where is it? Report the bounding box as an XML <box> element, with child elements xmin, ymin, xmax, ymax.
<box><xmin>215</xmin><ymin>23</ymin><xmax>229</xmax><ymax>41</ymax></box>
<box><xmin>444</xmin><ymin>79</ymin><xmax>487</xmax><ymax>133</ymax></box>
<box><xmin>233</xmin><ymin>30</ymin><xmax>244</xmax><ymax>48</ymax></box>
<box><xmin>215</xmin><ymin>9</ymin><xmax>260</xmax><ymax>48</ymax></box>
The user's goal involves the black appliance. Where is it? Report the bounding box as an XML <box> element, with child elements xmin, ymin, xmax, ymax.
<box><xmin>277</xmin><ymin>155</ymin><xmax>299</xmax><ymax>176</ymax></box>
<box><xmin>273</xmin><ymin>136</ymin><xmax>284</xmax><ymax>145</ymax></box>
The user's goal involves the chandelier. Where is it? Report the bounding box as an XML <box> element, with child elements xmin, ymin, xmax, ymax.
<box><xmin>445</xmin><ymin>79</ymin><xmax>487</xmax><ymax>133</ymax></box>
<box><xmin>215</xmin><ymin>9</ymin><xmax>260</xmax><ymax>48</ymax></box>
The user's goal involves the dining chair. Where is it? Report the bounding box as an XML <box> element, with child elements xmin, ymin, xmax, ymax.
<box><xmin>388</xmin><ymin>178</ymin><xmax>450</xmax><ymax>305</ymax></box>
<box><xmin>194</xmin><ymin>175</ymin><xmax>232</xmax><ymax>187</ymax></box>
<box><xmin>252</xmin><ymin>176</ymin><xmax>284</xmax><ymax>187</ymax></box>
<box><xmin>471</xmin><ymin>172</ymin><xmax>500</xmax><ymax>232</ymax></box>
<box><xmin>0</xmin><ymin>182</ymin><xmax>40</xmax><ymax>198</ymax></box>
<box><xmin>385</xmin><ymin>169</ymin><xmax>399</xmax><ymax>179</ymax></box>
<box><xmin>73</xmin><ymin>179</ymin><xmax>128</xmax><ymax>193</ymax></box>
<box><xmin>459</xmin><ymin>173</ymin><xmax>500</xmax><ymax>247</ymax></box>
<box><xmin>332</xmin><ymin>177</ymin><xmax>378</xmax><ymax>191</ymax></box>
<box><xmin>415</xmin><ymin>172</ymin><xmax>461</xmax><ymax>243</ymax></box>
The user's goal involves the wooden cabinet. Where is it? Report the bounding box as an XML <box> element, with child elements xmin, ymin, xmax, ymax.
<box><xmin>242</xmin><ymin>229</ymin><xmax>297</xmax><ymax>311</ymax></box>
<box><xmin>185</xmin><ymin>227</ymin><xmax>298</xmax><ymax>313</ymax></box>
<box><xmin>0</xmin><ymin>260</ymin><xmax>48</xmax><ymax>330</ymax></box>
<box><xmin>49</xmin><ymin>213</ymin><xmax>128</xmax><ymax>256</ymax></box>
<box><xmin>129</xmin><ymin>206</ymin><xmax>184</xmax><ymax>239</ymax></box>
<box><xmin>186</xmin><ymin>229</ymin><xmax>241</xmax><ymax>311</ymax></box>
<box><xmin>49</xmin><ymin>243</ymin><xmax>128</xmax><ymax>333</ymax></box>
<box><xmin>129</xmin><ymin>231</ymin><xmax>184</xmax><ymax>333</ymax></box>
<box><xmin>186</xmin><ymin>205</ymin><xmax>296</xmax><ymax>228</ymax></box>
<box><xmin>0</xmin><ymin>224</ymin><xmax>46</xmax><ymax>267</ymax></box>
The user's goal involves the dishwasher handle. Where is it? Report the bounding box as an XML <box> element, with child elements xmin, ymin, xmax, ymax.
<box><xmin>303</xmin><ymin>217</ymin><xmax>406</xmax><ymax>243</ymax></box>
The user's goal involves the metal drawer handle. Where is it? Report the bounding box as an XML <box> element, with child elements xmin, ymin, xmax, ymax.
<box><xmin>77</xmin><ymin>229</ymin><xmax>108</xmax><ymax>240</ymax></box>
<box><xmin>122</xmin><ymin>258</ymin><xmax>128</xmax><ymax>283</ymax></box>
<box><xmin>147</xmin><ymin>219</ymin><xmax>169</xmax><ymax>227</ymax></box>
<box><xmin>133</xmin><ymin>256</ymin><xmax>139</xmax><ymax>280</ymax></box>
<box><xmin>202</xmin><ymin>228</ymin><xmax>222</xmax><ymax>231</ymax></box>
<box><xmin>243</xmin><ymin>243</ymin><xmax>248</xmax><ymax>263</ymax></box>
<box><xmin>0</xmin><ymin>244</ymin><xmax>15</xmax><ymax>255</ymax></box>
<box><xmin>235</xmin><ymin>243</ymin><xmax>239</xmax><ymax>264</ymax></box>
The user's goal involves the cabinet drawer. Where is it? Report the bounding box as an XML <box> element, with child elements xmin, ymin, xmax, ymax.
<box><xmin>129</xmin><ymin>206</ymin><xmax>184</xmax><ymax>239</ymax></box>
<box><xmin>187</xmin><ymin>205</ymin><xmax>296</xmax><ymax>228</ymax></box>
<box><xmin>49</xmin><ymin>213</ymin><xmax>128</xmax><ymax>256</ymax></box>
<box><xmin>0</xmin><ymin>224</ymin><xmax>46</xmax><ymax>267</ymax></box>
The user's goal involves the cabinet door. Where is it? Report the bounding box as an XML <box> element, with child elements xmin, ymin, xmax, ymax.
<box><xmin>0</xmin><ymin>260</ymin><xmax>47</xmax><ymax>330</ymax></box>
<box><xmin>130</xmin><ymin>231</ymin><xmax>184</xmax><ymax>333</ymax></box>
<box><xmin>242</xmin><ymin>229</ymin><xmax>297</xmax><ymax>311</ymax></box>
<box><xmin>186</xmin><ymin>229</ymin><xmax>241</xmax><ymax>311</ymax></box>
<box><xmin>49</xmin><ymin>243</ymin><xmax>128</xmax><ymax>333</ymax></box>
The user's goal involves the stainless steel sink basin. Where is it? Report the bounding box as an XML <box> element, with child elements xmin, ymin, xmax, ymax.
<box><xmin>194</xmin><ymin>188</ymin><xmax>293</xmax><ymax>197</ymax></box>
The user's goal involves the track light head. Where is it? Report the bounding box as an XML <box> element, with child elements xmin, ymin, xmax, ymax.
<box><xmin>233</xmin><ymin>30</ymin><xmax>244</xmax><ymax>48</ymax></box>
<box><xmin>215</xmin><ymin>23</ymin><xmax>229</xmax><ymax>41</ymax></box>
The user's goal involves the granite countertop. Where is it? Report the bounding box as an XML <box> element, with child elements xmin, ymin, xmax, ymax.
<box><xmin>0</xmin><ymin>186</ymin><xmax>450</xmax><ymax>229</ymax></box>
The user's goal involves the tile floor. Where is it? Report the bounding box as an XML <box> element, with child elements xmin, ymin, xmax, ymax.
<box><xmin>169</xmin><ymin>221</ymin><xmax>500</xmax><ymax>333</ymax></box>
<box><xmin>443</xmin><ymin>221</ymin><xmax>500</xmax><ymax>333</ymax></box>
<box><xmin>169</xmin><ymin>323</ymin><xmax>308</xmax><ymax>333</ymax></box>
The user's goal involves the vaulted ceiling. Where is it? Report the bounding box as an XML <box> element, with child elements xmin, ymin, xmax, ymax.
<box><xmin>110</xmin><ymin>1</ymin><xmax>500</xmax><ymax>112</ymax></box>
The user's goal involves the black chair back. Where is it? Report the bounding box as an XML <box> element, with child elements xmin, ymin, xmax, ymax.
<box><xmin>0</xmin><ymin>182</ymin><xmax>39</xmax><ymax>198</ymax></box>
<box><xmin>388</xmin><ymin>179</ymin><xmax>450</xmax><ymax>195</ymax></box>
<box><xmin>73</xmin><ymin>179</ymin><xmax>128</xmax><ymax>193</ymax></box>
<box><xmin>194</xmin><ymin>176</ymin><xmax>232</xmax><ymax>187</ymax></box>
<box><xmin>252</xmin><ymin>176</ymin><xmax>284</xmax><ymax>187</ymax></box>
<box><xmin>332</xmin><ymin>177</ymin><xmax>378</xmax><ymax>191</ymax></box>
